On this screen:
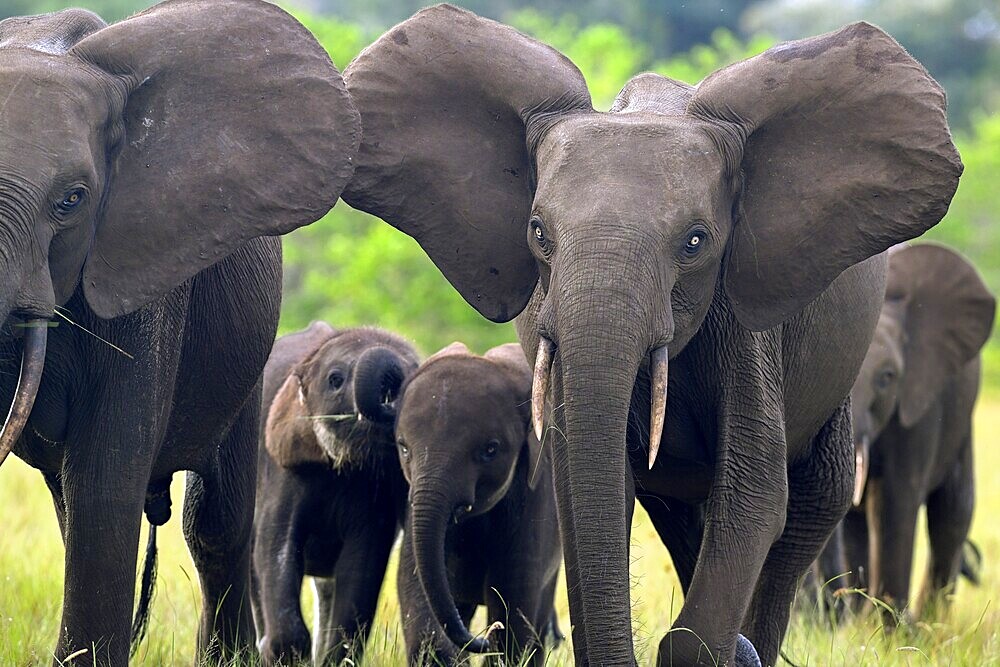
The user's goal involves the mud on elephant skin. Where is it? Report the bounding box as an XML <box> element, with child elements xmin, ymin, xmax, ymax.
<box><xmin>394</xmin><ymin>342</ymin><xmax>562</xmax><ymax>666</ymax></box>
<box><xmin>816</xmin><ymin>243</ymin><xmax>995</xmax><ymax>621</ymax></box>
<box><xmin>0</xmin><ymin>2</ymin><xmax>359</xmax><ymax>664</ymax></box>
<box><xmin>252</xmin><ymin>323</ymin><xmax>419</xmax><ymax>665</ymax></box>
<box><xmin>342</xmin><ymin>6</ymin><xmax>962</xmax><ymax>665</ymax></box>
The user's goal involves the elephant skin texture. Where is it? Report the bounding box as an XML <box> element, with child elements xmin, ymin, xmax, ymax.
<box><xmin>816</xmin><ymin>243</ymin><xmax>995</xmax><ymax>621</ymax></box>
<box><xmin>0</xmin><ymin>2</ymin><xmax>359</xmax><ymax>665</ymax></box>
<box><xmin>394</xmin><ymin>343</ymin><xmax>562</xmax><ymax>666</ymax></box>
<box><xmin>251</xmin><ymin>323</ymin><xmax>418</xmax><ymax>665</ymax></box>
<box><xmin>342</xmin><ymin>6</ymin><xmax>962</xmax><ymax>665</ymax></box>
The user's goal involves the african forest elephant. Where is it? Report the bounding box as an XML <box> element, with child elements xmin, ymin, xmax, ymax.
<box><xmin>0</xmin><ymin>2</ymin><xmax>358</xmax><ymax>664</ymax></box>
<box><xmin>394</xmin><ymin>342</ymin><xmax>561</xmax><ymax>665</ymax></box>
<box><xmin>821</xmin><ymin>243</ymin><xmax>994</xmax><ymax>619</ymax></box>
<box><xmin>341</xmin><ymin>6</ymin><xmax>962</xmax><ymax>665</ymax></box>
<box><xmin>252</xmin><ymin>323</ymin><xmax>418</xmax><ymax>665</ymax></box>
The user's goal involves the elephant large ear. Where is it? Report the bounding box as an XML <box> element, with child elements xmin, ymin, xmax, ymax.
<box><xmin>70</xmin><ymin>0</ymin><xmax>360</xmax><ymax>318</ymax></box>
<box><xmin>265</xmin><ymin>373</ymin><xmax>328</xmax><ymax>468</ymax></box>
<box><xmin>342</xmin><ymin>4</ymin><xmax>592</xmax><ymax>322</ymax></box>
<box><xmin>485</xmin><ymin>343</ymin><xmax>543</xmax><ymax>489</ymax></box>
<box><xmin>889</xmin><ymin>244</ymin><xmax>995</xmax><ymax>427</ymax></box>
<box><xmin>690</xmin><ymin>23</ymin><xmax>963</xmax><ymax>332</ymax></box>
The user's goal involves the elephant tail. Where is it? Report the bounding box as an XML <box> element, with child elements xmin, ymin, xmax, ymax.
<box><xmin>130</xmin><ymin>478</ymin><xmax>172</xmax><ymax>656</ymax></box>
<box><xmin>960</xmin><ymin>539</ymin><xmax>983</xmax><ymax>586</ymax></box>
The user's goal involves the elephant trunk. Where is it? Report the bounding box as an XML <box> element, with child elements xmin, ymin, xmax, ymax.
<box><xmin>354</xmin><ymin>346</ymin><xmax>407</xmax><ymax>424</ymax></box>
<box><xmin>409</xmin><ymin>485</ymin><xmax>490</xmax><ymax>653</ymax></box>
<box><xmin>0</xmin><ymin>320</ymin><xmax>48</xmax><ymax>467</ymax></box>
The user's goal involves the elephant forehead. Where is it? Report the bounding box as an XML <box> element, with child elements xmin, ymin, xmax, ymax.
<box><xmin>401</xmin><ymin>361</ymin><xmax>516</xmax><ymax>430</ymax></box>
<box><xmin>0</xmin><ymin>53</ymin><xmax>111</xmax><ymax>160</ymax></box>
<box><xmin>534</xmin><ymin>113</ymin><xmax>726</xmax><ymax>219</ymax></box>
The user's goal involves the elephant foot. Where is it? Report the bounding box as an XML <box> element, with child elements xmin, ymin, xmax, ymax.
<box><xmin>735</xmin><ymin>634</ymin><xmax>762</xmax><ymax>667</ymax></box>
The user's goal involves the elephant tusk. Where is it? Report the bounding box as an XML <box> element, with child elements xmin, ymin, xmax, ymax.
<box><xmin>532</xmin><ymin>337</ymin><xmax>554</xmax><ymax>441</ymax></box>
<box><xmin>648</xmin><ymin>346</ymin><xmax>668</xmax><ymax>470</ymax></box>
<box><xmin>852</xmin><ymin>438</ymin><xmax>870</xmax><ymax>507</ymax></box>
<box><xmin>0</xmin><ymin>320</ymin><xmax>48</xmax><ymax>468</ymax></box>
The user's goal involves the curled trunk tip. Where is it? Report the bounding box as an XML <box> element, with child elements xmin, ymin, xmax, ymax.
<box><xmin>0</xmin><ymin>320</ymin><xmax>48</xmax><ymax>468</ymax></box>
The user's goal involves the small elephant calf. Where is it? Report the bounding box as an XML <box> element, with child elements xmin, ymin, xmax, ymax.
<box><xmin>394</xmin><ymin>343</ymin><xmax>562</xmax><ymax>665</ymax></box>
<box><xmin>251</xmin><ymin>322</ymin><xmax>419</xmax><ymax>665</ymax></box>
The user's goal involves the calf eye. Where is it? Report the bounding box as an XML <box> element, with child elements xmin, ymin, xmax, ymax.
<box><xmin>56</xmin><ymin>187</ymin><xmax>86</xmax><ymax>214</ymax></box>
<box><xmin>684</xmin><ymin>231</ymin><xmax>705</xmax><ymax>255</ymax></box>
<box><xmin>328</xmin><ymin>370</ymin><xmax>345</xmax><ymax>390</ymax></box>
<box><xmin>479</xmin><ymin>439</ymin><xmax>500</xmax><ymax>462</ymax></box>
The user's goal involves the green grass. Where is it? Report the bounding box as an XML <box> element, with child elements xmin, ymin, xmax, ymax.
<box><xmin>3</xmin><ymin>402</ymin><xmax>1000</xmax><ymax>665</ymax></box>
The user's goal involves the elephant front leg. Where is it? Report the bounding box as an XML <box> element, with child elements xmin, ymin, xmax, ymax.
<box><xmin>56</xmin><ymin>445</ymin><xmax>150</xmax><ymax>665</ymax></box>
<box><xmin>658</xmin><ymin>353</ymin><xmax>786</xmax><ymax>666</ymax></box>
<box><xmin>743</xmin><ymin>399</ymin><xmax>854</xmax><ymax>665</ymax></box>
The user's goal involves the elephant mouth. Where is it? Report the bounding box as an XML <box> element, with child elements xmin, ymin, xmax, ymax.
<box><xmin>311</xmin><ymin>418</ymin><xmax>386</xmax><ymax>470</ymax></box>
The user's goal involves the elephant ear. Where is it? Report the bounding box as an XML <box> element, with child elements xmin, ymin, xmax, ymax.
<box><xmin>265</xmin><ymin>373</ymin><xmax>328</xmax><ymax>468</ymax></box>
<box><xmin>889</xmin><ymin>244</ymin><xmax>995</xmax><ymax>427</ymax></box>
<box><xmin>485</xmin><ymin>343</ymin><xmax>543</xmax><ymax>489</ymax></box>
<box><xmin>426</xmin><ymin>341</ymin><xmax>472</xmax><ymax>364</ymax></box>
<box><xmin>71</xmin><ymin>0</ymin><xmax>360</xmax><ymax>318</ymax></box>
<box><xmin>342</xmin><ymin>4</ymin><xmax>593</xmax><ymax>323</ymax></box>
<box><xmin>0</xmin><ymin>8</ymin><xmax>106</xmax><ymax>52</ymax></box>
<box><xmin>690</xmin><ymin>22</ymin><xmax>963</xmax><ymax>332</ymax></box>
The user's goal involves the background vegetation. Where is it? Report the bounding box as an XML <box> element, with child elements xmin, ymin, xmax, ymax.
<box><xmin>0</xmin><ymin>0</ymin><xmax>998</xmax><ymax>664</ymax></box>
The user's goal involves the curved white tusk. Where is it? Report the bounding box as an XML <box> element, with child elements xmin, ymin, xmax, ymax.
<box><xmin>531</xmin><ymin>338</ymin><xmax>554</xmax><ymax>441</ymax></box>
<box><xmin>648</xmin><ymin>346</ymin><xmax>668</xmax><ymax>470</ymax></box>
<box><xmin>0</xmin><ymin>320</ymin><xmax>48</xmax><ymax>468</ymax></box>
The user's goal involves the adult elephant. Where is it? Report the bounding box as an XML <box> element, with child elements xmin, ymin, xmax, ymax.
<box><xmin>0</xmin><ymin>2</ymin><xmax>358</xmax><ymax>665</ymax></box>
<box><xmin>342</xmin><ymin>6</ymin><xmax>961</xmax><ymax>666</ymax></box>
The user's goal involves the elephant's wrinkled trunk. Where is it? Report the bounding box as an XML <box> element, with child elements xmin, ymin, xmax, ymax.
<box><xmin>354</xmin><ymin>346</ymin><xmax>407</xmax><ymax>424</ymax></box>
<box><xmin>410</xmin><ymin>486</ymin><xmax>490</xmax><ymax>653</ymax></box>
<box><xmin>0</xmin><ymin>319</ymin><xmax>47</xmax><ymax>467</ymax></box>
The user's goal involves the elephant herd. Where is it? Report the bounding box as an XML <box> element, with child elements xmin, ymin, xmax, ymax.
<box><xmin>0</xmin><ymin>0</ymin><xmax>992</xmax><ymax>666</ymax></box>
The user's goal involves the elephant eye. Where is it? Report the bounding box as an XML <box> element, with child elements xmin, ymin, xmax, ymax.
<box><xmin>397</xmin><ymin>440</ymin><xmax>410</xmax><ymax>459</ymax></box>
<box><xmin>529</xmin><ymin>216</ymin><xmax>553</xmax><ymax>257</ymax></box>
<box><xmin>479</xmin><ymin>439</ymin><xmax>500</xmax><ymax>462</ymax></box>
<box><xmin>684</xmin><ymin>230</ymin><xmax>706</xmax><ymax>255</ymax></box>
<box><xmin>56</xmin><ymin>187</ymin><xmax>86</xmax><ymax>214</ymax></box>
<box><xmin>875</xmin><ymin>369</ymin><xmax>896</xmax><ymax>390</ymax></box>
<box><xmin>327</xmin><ymin>370</ymin><xmax>345</xmax><ymax>390</ymax></box>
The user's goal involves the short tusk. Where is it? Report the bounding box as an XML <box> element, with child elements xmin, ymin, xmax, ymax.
<box><xmin>648</xmin><ymin>346</ymin><xmax>668</xmax><ymax>470</ymax></box>
<box><xmin>0</xmin><ymin>320</ymin><xmax>48</xmax><ymax>468</ymax></box>
<box><xmin>532</xmin><ymin>337</ymin><xmax>554</xmax><ymax>441</ymax></box>
<box><xmin>852</xmin><ymin>439</ymin><xmax>870</xmax><ymax>507</ymax></box>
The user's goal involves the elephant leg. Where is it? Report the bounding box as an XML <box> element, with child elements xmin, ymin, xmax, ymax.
<box><xmin>743</xmin><ymin>400</ymin><xmax>853</xmax><ymax>664</ymax></box>
<box><xmin>865</xmin><ymin>476</ymin><xmax>920</xmax><ymax>622</ymax></box>
<box><xmin>313</xmin><ymin>527</ymin><xmax>395</xmax><ymax>666</ymax></box>
<box><xmin>254</xmin><ymin>532</ymin><xmax>310</xmax><ymax>665</ymax></box>
<box><xmin>842</xmin><ymin>510</ymin><xmax>869</xmax><ymax>593</ymax></box>
<box><xmin>397</xmin><ymin>531</ymin><xmax>460</xmax><ymax>666</ymax></box>
<box><xmin>182</xmin><ymin>393</ymin><xmax>259</xmax><ymax>661</ymax></box>
<box><xmin>639</xmin><ymin>493</ymin><xmax>702</xmax><ymax>593</ymax></box>
<box><xmin>920</xmin><ymin>440</ymin><xmax>975</xmax><ymax>616</ymax></box>
<box><xmin>43</xmin><ymin>471</ymin><xmax>67</xmax><ymax>543</ymax></box>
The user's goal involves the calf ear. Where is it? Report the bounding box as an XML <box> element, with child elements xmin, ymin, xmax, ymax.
<box><xmin>891</xmin><ymin>244</ymin><xmax>996</xmax><ymax>427</ymax></box>
<box><xmin>265</xmin><ymin>373</ymin><xmax>327</xmax><ymax>468</ymax></box>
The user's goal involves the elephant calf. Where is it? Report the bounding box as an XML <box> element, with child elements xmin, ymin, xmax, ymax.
<box><xmin>394</xmin><ymin>343</ymin><xmax>562</xmax><ymax>665</ymax></box>
<box><xmin>251</xmin><ymin>322</ymin><xmax>419</xmax><ymax>665</ymax></box>
<box><xmin>819</xmin><ymin>243</ymin><xmax>995</xmax><ymax>619</ymax></box>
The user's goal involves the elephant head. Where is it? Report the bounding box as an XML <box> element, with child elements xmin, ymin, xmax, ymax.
<box><xmin>850</xmin><ymin>243</ymin><xmax>995</xmax><ymax>504</ymax></box>
<box><xmin>342</xmin><ymin>6</ymin><xmax>961</xmax><ymax>660</ymax></box>
<box><xmin>0</xmin><ymin>0</ymin><xmax>361</xmax><ymax>468</ymax></box>
<box><xmin>393</xmin><ymin>342</ymin><xmax>540</xmax><ymax>652</ymax></box>
<box><xmin>266</xmin><ymin>328</ymin><xmax>419</xmax><ymax>469</ymax></box>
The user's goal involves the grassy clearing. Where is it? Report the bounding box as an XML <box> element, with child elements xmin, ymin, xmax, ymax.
<box><xmin>3</xmin><ymin>401</ymin><xmax>1000</xmax><ymax>665</ymax></box>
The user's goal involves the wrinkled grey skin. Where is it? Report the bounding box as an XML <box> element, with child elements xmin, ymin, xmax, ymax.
<box><xmin>0</xmin><ymin>2</ymin><xmax>358</xmax><ymax>665</ymax></box>
<box><xmin>252</xmin><ymin>323</ymin><xmax>418</xmax><ymax>666</ymax></box>
<box><xmin>342</xmin><ymin>7</ymin><xmax>962</xmax><ymax>665</ymax></box>
<box><xmin>394</xmin><ymin>343</ymin><xmax>562</xmax><ymax>666</ymax></box>
<box><xmin>817</xmin><ymin>244</ymin><xmax>995</xmax><ymax>620</ymax></box>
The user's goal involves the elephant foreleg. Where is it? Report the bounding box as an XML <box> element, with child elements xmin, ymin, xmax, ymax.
<box><xmin>743</xmin><ymin>399</ymin><xmax>853</xmax><ymax>665</ymax></box>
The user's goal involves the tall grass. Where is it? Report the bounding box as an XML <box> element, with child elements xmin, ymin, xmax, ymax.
<box><xmin>3</xmin><ymin>402</ymin><xmax>1000</xmax><ymax>665</ymax></box>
